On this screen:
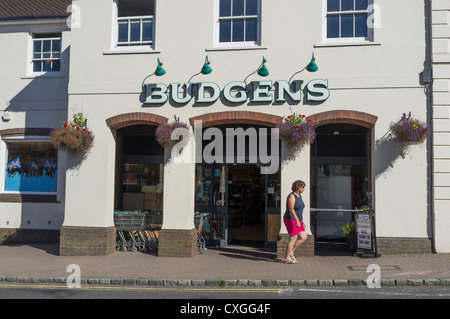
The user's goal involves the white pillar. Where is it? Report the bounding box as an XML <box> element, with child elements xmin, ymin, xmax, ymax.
<box><xmin>432</xmin><ymin>0</ymin><xmax>450</xmax><ymax>253</ymax></box>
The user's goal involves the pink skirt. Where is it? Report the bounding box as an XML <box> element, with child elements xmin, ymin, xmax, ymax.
<box><xmin>284</xmin><ymin>218</ymin><xmax>306</xmax><ymax>236</ymax></box>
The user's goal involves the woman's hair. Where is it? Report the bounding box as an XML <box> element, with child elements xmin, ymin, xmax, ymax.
<box><xmin>292</xmin><ymin>180</ymin><xmax>306</xmax><ymax>192</ymax></box>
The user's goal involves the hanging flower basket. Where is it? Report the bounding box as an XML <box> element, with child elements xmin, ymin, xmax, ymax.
<box><xmin>277</xmin><ymin>113</ymin><xmax>316</xmax><ymax>150</ymax></box>
<box><xmin>390</xmin><ymin>112</ymin><xmax>429</xmax><ymax>144</ymax></box>
<box><xmin>155</xmin><ymin>121</ymin><xmax>189</xmax><ymax>147</ymax></box>
<box><xmin>50</xmin><ymin>113</ymin><xmax>94</xmax><ymax>153</ymax></box>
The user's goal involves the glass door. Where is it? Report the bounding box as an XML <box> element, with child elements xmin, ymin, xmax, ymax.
<box><xmin>195</xmin><ymin>164</ymin><xmax>228</xmax><ymax>246</ymax></box>
<box><xmin>265</xmin><ymin>168</ymin><xmax>281</xmax><ymax>248</ymax></box>
<box><xmin>310</xmin><ymin>124</ymin><xmax>370</xmax><ymax>244</ymax></box>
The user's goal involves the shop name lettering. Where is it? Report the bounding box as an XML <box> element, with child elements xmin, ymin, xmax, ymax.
<box><xmin>144</xmin><ymin>79</ymin><xmax>330</xmax><ymax>105</ymax></box>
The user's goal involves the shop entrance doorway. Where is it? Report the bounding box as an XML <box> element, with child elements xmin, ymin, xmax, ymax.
<box><xmin>228</xmin><ymin>164</ymin><xmax>265</xmax><ymax>245</ymax></box>
<box><xmin>194</xmin><ymin>163</ymin><xmax>281</xmax><ymax>248</ymax></box>
<box><xmin>310</xmin><ymin>124</ymin><xmax>371</xmax><ymax>254</ymax></box>
<box><xmin>194</xmin><ymin>124</ymin><xmax>281</xmax><ymax>248</ymax></box>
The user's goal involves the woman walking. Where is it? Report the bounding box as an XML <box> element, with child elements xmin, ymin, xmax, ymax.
<box><xmin>283</xmin><ymin>180</ymin><xmax>307</xmax><ymax>264</ymax></box>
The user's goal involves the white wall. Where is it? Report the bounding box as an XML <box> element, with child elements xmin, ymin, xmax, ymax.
<box><xmin>432</xmin><ymin>0</ymin><xmax>450</xmax><ymax>252</ymax></box>
<box><xmin>0</xmin><ymin>0</ymin><xmax>431</xmax><ymax>240</ymax></box>
<box><xmin>0</xmin><ymin>20</ymin><xmax>70</xmax><ymax>230</ymax></box>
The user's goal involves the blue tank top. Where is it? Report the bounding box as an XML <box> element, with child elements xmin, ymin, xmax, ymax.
<box><xmin>283</xmin><ymin>192</ymin><xmax>305</xmax><ymax>221</ymax></box>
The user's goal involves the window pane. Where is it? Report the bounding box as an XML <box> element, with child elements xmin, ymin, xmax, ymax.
<box><xmin>130</xmin><ymin>19</ymin><xmax>141</xmax><ymax>42</ymax></box>
<box><xmin>52</xmin><ymin>39</ymin><xmax>60</xmax><ymax>59</ymax></box>
<box><xmin>118</xmin><ymin>0</ymin><xmax>154</xmax><ymax>17</ymax></box>
<box><xmin>33</xmin><ymin>61</ymin><xmax>42</xmax><ymax>72</ymax></box>
<box><xmin>355</xmin><ymin>13</ymin><xmax>368</xmax><ymax>37</ymax></box>
<box><xmin>232</xmin><ymin>19</ymin><xmax>244</xmax><ymax>41</ymax></box>
<box><xmin>5</xmin><ymin>141</ymin><xmax>58</xmax><ymax>192</ymax></box>
<box><xmin>245</xmin><ymin>18</ymin><xmax>257</xmax><ymax>41</ymax></box>
<box><xmin>220</xmin><ymin>0</ymin><xmax>231</xmax><ymax>17</ymax></box>
<box><xmin>355</xmin><ymin>0</ymin><xmax>369</xmax><ymax>10</ymax></box>
<box><xmin>142</xmin><ymin>19</ymin><xmax>153</xmax><ymax>42</ymax></box>
<box><xmin>52</xmin><ymin>39</ymin><xmax>61</xmax><ymax>52</ymax></box>
<box><xmin>342</xmin><ymin>0</ymin><xmax>354</xmax><ymax>11</ymax></box>
<box><xmin>52</xmin><ymin>60</ymin><xmax>61</xmax><ymax>72</ymax></box>
<box><xmin>341</xmin><ymin>14</ymin><xmax>354</xmax><ymax>37</ymax></box>
<box><xmin>43</xmin><ymin>60</ymin><xmax>52</xmax><ymax>72</ymax></box>
<box><xmin>327</xmin><ymin>0</ymin><xmax>340</xmax><ymax>12</ymax></box>
<box><xmin>33</xmin><ymin>41</ymin><xmax>42</xmax><ymax>59</ymax></box>
<box><xmin>233</xmin><ymin>0</ymin><xmax>245</xmax><ymax>16</ymax></box>
<box><xmin>327</xmin><ymin>15</ymin><xmax>340</xmax><ymax>38</ymax></box>
<box><xmin>118</xmin><ymin>20</ymin><xmax>129</xmax><ymax>42</ymax></box>
<box><xmin>219</xmin><ymin>19</ymin><xmax>232</xmax><ymax>42</ymax></box>
<box><xmin>42</xmin><ymin>40</ymin><xmax>51</xmax><ymax>59</ymax></box>
<box><xmin>246</xmin><ymin>0</ymin><xmax>257</xmax><ymax>15</ymax></box>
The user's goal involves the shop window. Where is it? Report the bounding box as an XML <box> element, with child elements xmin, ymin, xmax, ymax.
<box><xmin>120</xmin><ymin>132</ymin><xmax>164</xmax><ymax>212</ymax></box>
<box><xmin>31</xmin><ymin>33</ymin><xmax>61</xmax><ymax>74</ymax></box>
<box><xmin>2</xmin><ymin>140</ymin><xmax>58</xmax><ymax>193</ymax></box>
<box><xmin>122</xmin><ymin>163</ymin><xmax>163</xmax><ymax>211</ymax></box>
<box><xmin>324</xmin><ymin>0</ymin><xmax>373</xmax><ymax>43</ymax></box>
<box><xmin>115</xmin><ymin>0</ymin><xmax>155</xmax><ymax>48</ymax></box>
<box><xmin>216</xmin><ymin>0</ymin><xmax>260</xmax><ymax>47</ymax></box>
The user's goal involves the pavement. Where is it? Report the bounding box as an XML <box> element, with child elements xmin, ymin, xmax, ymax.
<box><xmin>1</xmin><ymin>243</ymin><xmax>450</xmax><ymax>287</ymax></box>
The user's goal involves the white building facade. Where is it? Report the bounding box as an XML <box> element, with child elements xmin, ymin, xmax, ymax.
<box><xmin>0</xmin><ymin>0</ymin><xmax>448</xmax><ymax>256</ymax></box>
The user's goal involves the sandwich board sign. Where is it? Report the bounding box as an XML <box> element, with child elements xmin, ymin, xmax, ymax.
<box><xmin>355</xmin><ymin>210</ymin><xmax>380</xmax><ymax>258</ymax></box>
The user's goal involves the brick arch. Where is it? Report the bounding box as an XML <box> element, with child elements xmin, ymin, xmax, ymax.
<box><xmin>189</xmin><ymin>111</ymin><xmax>283</xmax><ymax>128</ymax></box>
<box><xmin>0</xmin><ymin>127</ymin><xmax>53</xmax><ymax>137</ymax></box>
<box><xmin>307</xmin><ymin>110</ymin><xmax>378</xmax><ymax>128</ymax></box>
<box><xmin>106</xmin><ymin>112</ymin><xmax>168</xmax><ymax>130</ymax></box>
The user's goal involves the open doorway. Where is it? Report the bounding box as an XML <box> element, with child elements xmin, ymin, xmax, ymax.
<box><xmin>228</xmin><ymin>164</ymin><xmax>265</xmax><ymax>246</ymax></box>
<box><xmin>310</xmin><ymin>123</ymin><xmax>372</xmax><ymax>255</ymax></box>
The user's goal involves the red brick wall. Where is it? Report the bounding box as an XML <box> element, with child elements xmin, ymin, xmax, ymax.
<box><xmin>189</xmin><ymin>111</ymin><xmax>283</xmax><ymax>128</ymax></box>
<box><xmin>158</xmin><ymin>229</ymin><xmax>197</xmax><ymax>257</ymax></box>
<box><xmin>106</xmin><ymin>112</ymin><xmax>168</xmax><ymax>130</ymax></box>
<box><xmin>59</xmin><ymin>226</ymin><xmax>116</xmax><ymax>256</ymax></box>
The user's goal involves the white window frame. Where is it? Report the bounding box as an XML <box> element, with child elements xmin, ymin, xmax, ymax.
<box><xmin>112</xmin><ymin>0</ymin><xmax>156</xmax><ymax>51</ymax></box>
<box><xmin>28</xmin><ymin>32</ymin><xmax>62</xmax><ymax>76</ymax></box>
<box><xmin>322</xmin><ymin>0</ymin><xmax>374</xmax><ymax>44</ymax></box>
<box><xmin>214</xmin><ymin>0</ymin><xmax>262</xmax><ymax>48</ymax></box>
<box><xmin>0</xmin><ymin>137</ymin><xmax>57</xmax><ymax>195</ymax></box>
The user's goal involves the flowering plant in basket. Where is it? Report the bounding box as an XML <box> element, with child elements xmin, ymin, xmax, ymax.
<box><xmin>50</xmin><ymin>113</ymin><xmax>94</xmax><ymax>153</ymax></box>
<box><xmin>277</xmin><ymin>113</ymin><xmax>316</xmax><ymax>150</ymax></box>
<box><xmin>390</xmin><ymin>112</ymin><xmax>429</xmax><ymax>144</ymax></box>
<box><xmin>155</xmin><ymin>120</ymin><xmax>189</xmax><ymax>147</ymax></box>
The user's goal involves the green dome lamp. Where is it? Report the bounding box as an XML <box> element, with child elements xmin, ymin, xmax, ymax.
<box><xmin>257</xmin><ymin>57</ymin><xmax>269</xmax><ymax>77</ymax></box>
<box><xmin>306</xmin><ymin>53</ymin><xmax>318</xmax><ymax>72</ymax></box>
<box><xmin>155</xmin><ymin>58</ymin><xmax>166</xmax><ymax>76</ymax></box>
<box><xmin>201</xmin><ymin>56</ymin><xmax>212</xmax><ymax>75</ymax></box>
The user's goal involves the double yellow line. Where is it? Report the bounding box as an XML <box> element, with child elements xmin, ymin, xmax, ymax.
<box><xmin>0</xmin><ymin>283</ymin><xmax>281</xmax><ymax>293</ymax></box>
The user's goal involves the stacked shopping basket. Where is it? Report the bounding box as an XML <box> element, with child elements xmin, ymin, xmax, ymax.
<box><xmin>194</xmin><ymin>211</ymin><xmax>209</xmax><ymax>254</ymax></box>
<box><xmin>114</xmin><ymin>211</ymin><xmax>160</xmax><ymax>252</ymax></box>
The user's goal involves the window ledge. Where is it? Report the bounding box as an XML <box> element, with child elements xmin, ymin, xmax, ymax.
<box><xmin>104</xmin><ymin>50</ymin><xmax>161</xmax><ymax>55</ymax></box>
<box><xmin>314</xmin><ymin>42</ymin><xmax>381</xmax><ymax>48</ymax></box>
<box><xmin>206</xmin><ymin>46</ymin><xmax>268</xmax><ymax>52</ymax></box>
<box><xmin>0</xmin><ymin>194</ymin><xmax>59</xmax><ymax>203</ymax></box>
<box><xmin>21</xmin><ymin>74</ymin><xmax>66</xmax><ymax>79</ymax></box>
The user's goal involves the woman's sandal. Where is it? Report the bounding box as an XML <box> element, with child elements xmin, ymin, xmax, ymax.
<box><xmin>290</xmin><ymin>253</ymin><xmax>298</xmax><ymax>262</ymax></box>
<box><xmin>284</xmin><ymin>257</ymin><xmax>298</xmax><ymax>264</ymax></box>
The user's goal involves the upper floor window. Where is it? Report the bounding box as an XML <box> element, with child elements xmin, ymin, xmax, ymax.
<box><xmin>324</xmin><ymin>0</ymin><xmax>373</xmax><ymax>43</ymax></box>
<box><xmin>31</xmin><ymin>33</ymin><xmax>61</xmax><ymax>74</ymax></box>
<box><xmin>116</xmin><ymin>0</ymin><xmax>155</xmax><ymax>48</ymax></box>
<box><xmin>216</xmin><ymin>0</ymin><xmax>261</xmax><ymax>47</ymax></box>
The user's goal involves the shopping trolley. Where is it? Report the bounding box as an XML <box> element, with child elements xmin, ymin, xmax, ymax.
<box><xmin>194</xmin><ymin>211</ymin><xmax>209</xmax><ymax>254</ymax></box>
<box><xmin>114</xmin><ymin>211</ymin><xmax>147</xmax><ymax>252</ymax></box>
<box><xmin>143</xmin><ymin>211</ymin><xmax>161</xmax><ymax>252</ymax></box>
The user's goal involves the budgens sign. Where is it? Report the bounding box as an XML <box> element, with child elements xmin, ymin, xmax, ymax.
<box><xmin>143</xmin><ymin>79</ymin><xmax>330</xmax><ymax>105</ymax></box>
